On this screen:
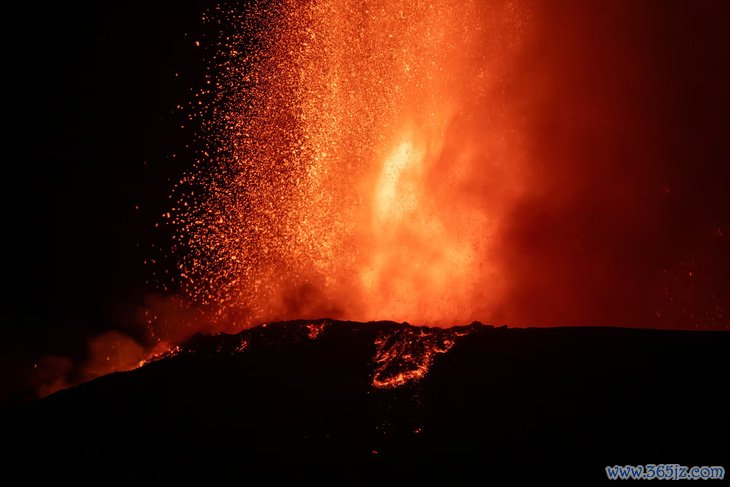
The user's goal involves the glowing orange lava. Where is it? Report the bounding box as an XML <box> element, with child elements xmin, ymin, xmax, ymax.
<box><xmin>372</xmin><ymin>326</ymin><xmax>469</xmax><ymax>389</ymax></box>
<box><xmin>174</xmin><ymin>0</ymin><xmax>533</xmax><ymax>327</ymax></box>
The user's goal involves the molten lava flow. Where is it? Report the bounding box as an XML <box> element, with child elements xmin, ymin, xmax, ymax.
<box><xmin>306</xmin><ymin>322</ymin><xmax>327</xmax><ymax>340</ymax></box>
<box><xmin>136</xmin><ymin>345</ymin><xmax>182</xmax><ymax>369</ymax></box>
<box><xmin>372</xmin><ymin>326</ymin><xmax>469</xmax><ymax>389</ymax></box>
<box><xmin>174</xmin><ymin>0</ymin><xmax>532</xmax><ymax>327</ymax></box>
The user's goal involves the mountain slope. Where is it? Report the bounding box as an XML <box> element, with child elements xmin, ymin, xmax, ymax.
<box><xmin>7</xmin><ymin>320</ymin><xmax>728</xmax><ymax>482</ymax></box>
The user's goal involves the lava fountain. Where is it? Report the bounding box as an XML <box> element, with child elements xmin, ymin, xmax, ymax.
<box><xmin>29</xmin><ymin>1</ymin><xmax>728</xmax><ymax>399</ymax></box>
<box><xmin>173</xmin><ymin>0</ymin><xmax>532</xmax><ymax>327</ymax></box>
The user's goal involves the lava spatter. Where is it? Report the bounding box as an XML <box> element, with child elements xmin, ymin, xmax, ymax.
<box><xmin>173</xmin><ymin>0</ymin><xmax>532</xmax><ymax>328</ymax></box>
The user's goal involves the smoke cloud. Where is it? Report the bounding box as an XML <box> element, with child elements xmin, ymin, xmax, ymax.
<box><xmin>174</xmin><ymin>0</ymin><xmax>727</xmax><ymax>329</ymax></box>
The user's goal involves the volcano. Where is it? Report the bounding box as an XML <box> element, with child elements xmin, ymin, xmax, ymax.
<box><xmin>7</xmin><ymin>321</ymin><xmax>728</xmax><ymax>482</ymax></box>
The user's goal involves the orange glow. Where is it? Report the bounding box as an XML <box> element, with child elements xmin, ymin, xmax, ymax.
<box><xmin>306</xmin><ymin>322</ymin><xmax>327</xmax><ymax>340</ymax></box>
<box><xmin>175</xmin><ymin>0</ymin><xmax>532</xmax><ymax>327</ymax></box>
<box><xmin>136</xmin><ymin>345</ymin><xmax>182</xmax><ymax>369</ymax></box>
<box><xmin>372</xmin><ymin>327</ymin><xmax>468</xmax><ymax>389</ymax></box>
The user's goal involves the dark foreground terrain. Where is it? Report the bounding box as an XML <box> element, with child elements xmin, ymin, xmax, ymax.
<box><xmin>5</xmin><ymin>321</ymin><xmax>728</xmax><ymax>482</ymax></box>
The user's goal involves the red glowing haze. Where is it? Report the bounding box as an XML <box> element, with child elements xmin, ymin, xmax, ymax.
<box><xmin>167</xmin><ymin>0</ymin><xmax>727</xmax><ymax>331</ymax></box>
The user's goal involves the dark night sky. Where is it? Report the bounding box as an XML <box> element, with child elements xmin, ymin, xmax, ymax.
<box><xmin>6</xmin><ymin>1</ymin><xmax>209</xmax><ymax>398</ymax></box>
<box><xmin>5</xmin><ymin>1</ymin><xmax>730</xmax><ymax>399</ymax></box>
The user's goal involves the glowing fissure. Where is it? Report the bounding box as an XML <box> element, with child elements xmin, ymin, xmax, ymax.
<box><xmin>372</xmin><ymin>326</ymin><xmax>470</xmax><ymax>389</ymax></box>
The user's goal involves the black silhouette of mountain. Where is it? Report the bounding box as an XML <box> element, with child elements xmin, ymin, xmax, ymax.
<box><xmin>6</xmin><ymin>321</ymin><xmax>728</xmax><ymax>482</ymax></box>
